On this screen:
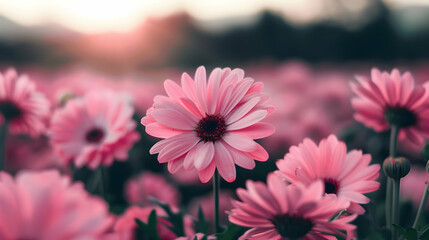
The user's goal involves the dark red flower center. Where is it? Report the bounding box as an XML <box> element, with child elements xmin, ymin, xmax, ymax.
<box><xmin>85</xmin><ymin>128</ymin><xmax>105</xmax><ymax>143</ymax></box>
<box><xmin>324</xmin><ymin>178</ymin><xmax>340</xmax><ymax>194</ymax></box>
<box><xmin>196</xmin><ymin>115</ymin><xmax>226</xmax><ymax>142</ymax></box>
<box><xmin>272</xmin><ymin>214</ymin><xmax>313</xmax><ymax>239</ymax></box>
<box><xmin>0</xmin><ymin>100</ymin><xmax>22</xmax><ymax>120</ymax></box>
<box><xmin>384</xmin><ymin>107</ymin><xmax>416</xmax><ymax>128</ymax></box>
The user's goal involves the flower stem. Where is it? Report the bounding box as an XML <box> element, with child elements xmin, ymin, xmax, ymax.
<box><xmin>0</xmin><ymin>120</ymin><xmax>8</xmax><ymax>171</ymax></box>
<box><xmin>213</xmin><ymin>169</ymin><xmax>221</xmax><ymax>233</ymax></box>
<box><xmin>386</xmin><ymin>178</ymin><xmax>392</xmax><ymax>229</ymax></box>
<box><xmin>412</xmin><ymin>182</ymin><xmax>429</xmax><ymax>229</ymax></box>
<box><xmin>88</xmin><ymin>167</ymin><xmax>106</xmax><ymax>198</ymax></box>
<box><xmin>391</xmin><ymin>178</ymin><xmax>400</xmax><ymax>240</ymax></box>
<box><xmin>390</xmin><ymin>125</ymin><xmax>399</xmax><ymax>158</ymax></box>
<box><xmin>386</xmin><ymin>125</ymin><xmax>399</xmax><ymax>230</ymax></box>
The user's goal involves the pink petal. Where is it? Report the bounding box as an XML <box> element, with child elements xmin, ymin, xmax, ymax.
<box><xmin>151</xmin><ymin>109</ymin><xmax>197</xmax><ymax>130</ymax></box>
<box><xmin>246</xmin><ymin>143</ymin><xmax>269</xmax><ymax>161</ymax></box>
<box><xmin>145</xmin><ymin>123</ymin><xmax>185</xmax><ymax>138</ymax></box>
<box><xmin>164</xmin><ymin>80</ymin><xmax>185</xmax><ymax>101</ymax></box>
<box><xmin>231</xmin><ymin>122</ymin><xmax>275</xmax><ymax>139</ymax></box>
<box><xmin>194</xmin><ymin>142</ymin><xmax>215</xmax><ymax>170</ymax></box>
<box><xmin>198</xmin><ymin>160</ymin><xmax>216</xmax><ymax>183</ymax></box>
<box><xmin>222</xmin><ymin>133</ymin><xmax>257</xmax><ymax>152</ymax></box>
<box><xmin>228</xmin><ymin>110</ymin><xmax>268</xmax><ymax>130</ymax></box>
<box><xmin>214</xmin><ymin>141</ymin><xmax>236</xmax><ymax>182</ymax></box>
<box><xmin>226</xmin><ymin>97</ymin><xmax>260</xmax><ymax>124</ymax></box>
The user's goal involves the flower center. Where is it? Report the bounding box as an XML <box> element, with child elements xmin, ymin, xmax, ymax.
<box><xmin>196</xmin><ymin>115</ymin><xmax>226</xmax><ymax>142</ymax></box>
<box><xmin>324</xmin><ymin>178</ymin><xmax>339</xmax><ymax>194</ymax></box>
<box><xmin>85</xmin><ymin>128</ymin><xmax>105</xmax><ymax>143</ymax></box>
<box><xmin>272</xmin><ymin>214</ymin><xmax>313</xmax><ymax>239</ymax></box>
<box><xmin>0</xmin><ymin>100</ymin><xmax>22</xmax><ymax>120</ymax></box>
<box><xmin>384</xmin><ymin>107</ymin><xmax>416</xmax><ymax>128</ymax></box>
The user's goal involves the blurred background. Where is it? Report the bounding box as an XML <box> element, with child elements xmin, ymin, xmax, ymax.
<box><xmin>1</xmin><ymin>0</ymin><xmax>429</xmax><ymax>237</ymax></box>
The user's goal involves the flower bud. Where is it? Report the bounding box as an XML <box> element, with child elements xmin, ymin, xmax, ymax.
<box><xmin>58</xmin><ymin>92</ymin><xmax>76</xmax><ymax>107</ymax></box>
<box><xmin>421</xmin><ymin>144</ymin><xmax>429</xmax><ymax>161</ymax></box>
<box><xmin>426</xmin><ymin>160</ymin><xmax>429</xmax><ymax>175</ymax></box>
<box><xmin>383</xmin><ymin>157</ymin><xmax>411</xmax><ymax>179</ymax></box>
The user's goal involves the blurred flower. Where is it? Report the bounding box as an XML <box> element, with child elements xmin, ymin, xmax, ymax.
<box><xmin>125</xmin><ymin>172</ymin><xmax>180</xmax><ymax>207</ymax></box>
<box><xmin>50</xmin><ymin>90</ymin><xmax>140</xmax><ymax>169</ymax></box>
<box><xmin>113</xmin><ymin>206</ymin><xmax>194</xmax><ymax>240</ymax></box>
<box><xmin>189</xmin><ymin>191</ymin><xmax>234</xmax><ymax>226</ymax></box>
<box><xmin>169</xmin><ymin>168</ymin><xmax>202</xmax><ymax>185</ymax></box>
<box><xmin>276</xmin><ymin>135</ymin><xmax>380</xmax><ymax>214</ymax></box>
<box><xmin>401</xmin><ymin>166</ymin><xmax>429</xmax><ymax>210</ymax></box>
<box><xmin>5</xmin><ymin>135</ymin><xmax>59</xmax><ymax>172</ymax></box>
<box><xmin>228</xmin><ymin>173</ymin><xmax>356</xmax><ymax>240</ymax></box>
<box><xmin>142</xmin><ymin>66</ymin><xmax>274</xmax><ymax>183</ymax></box>
<box><xmin>0</xmin><ymin>68</ymin><xmax>50</xmax><ymax>137</ymax></box>
<box><xmin>0</xmin><ymin>170</ymin><xmax>112</xmax><ymax>239</ymax></box>
<box><xmin>351</xmin><ymin>68</ymin><xmax>429</xmax><ymax>145</ymax></box>
<box><xmin>250</xmin><ymin>63</ymin><xmax>353</xmax><ymax>151</ymax></box>
<box><xmin>176</xmin><ymin>233</ymin><xmax>216</xmax><ymax>240</ymax></box>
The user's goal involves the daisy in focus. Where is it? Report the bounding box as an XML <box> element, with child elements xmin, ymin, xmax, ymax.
<box><xmin>351</xmin><ymin>68</ymin><xmax>429</xmax><ymax>145</ymax></box>
<box><xmin>50</xmin><ymin>91</ymin><xmax>140</xmax><ymax>169</ymax></box>
<box><xmin>142</xmin><ymin>66</ymin><xmax>274</xmax><ymax>182</ymax></box>
<box><xmin>276</xmin><ymin>135</ymin><xmax>380</xmax><ymax>214</ymax></box>
<box><xmin>0</xmin><ymin>170</ymin><xmax>112</xmax><ymax>239</ymax></box>
<box><xmin>228</xmin><ymin>173</ymin><xmax>357</xmax><ymax>240</ymax></box>
<box><xmin>0</xmin><ymin>68</ymin><xmax>50</xmax><ymax>137</ymax></box>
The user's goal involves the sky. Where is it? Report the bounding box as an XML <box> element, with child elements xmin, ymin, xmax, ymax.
<box><xmin>0</xmin><ymin>0</ymin><xmax>427</xmax><ymax>33</ymax></box>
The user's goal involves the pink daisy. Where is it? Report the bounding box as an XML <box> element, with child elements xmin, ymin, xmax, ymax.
<box><xmin>0</xmin><ymin>170</ymin><xmax>112</xmax><ymax>239</ymax></box>
<box><xmin>125</xmin><ymin>171</ymin><xmax>180</xmax><ymax>207</ymax></box>
<box><xmin>50</xmin><ymin>90</ymin><xmax>140</xmax><ymax>169</ymax></box>
<box><xmin>0</xmin><ymin>68</ymin><xmax>50</xmax><ymax>136</ymax></box>
<box><xmin>351</xmin><ymin>68</ymin><xmax>429</xmax><ymax>145</ymax></box>
<box><xmin>276</xmin><ymin>135</ymin><xmax>380</xmax><ymax>214</ymax></box>
<box><xmin>228</xmin><ymin>173</ymin><xmax>357</xmax><ymax>240</ymax></box>
<box><xmin>142</xmin><ymin>66</ymin><xmax>275</xmax><ymax>182</ymax></box>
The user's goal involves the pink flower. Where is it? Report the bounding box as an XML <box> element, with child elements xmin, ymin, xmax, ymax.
<box><xmin>276</xmin><ymin>135</ymin><xmax>380</xmax><ymax>214</ymax></box>
<box><xmin>125</xmin><ymin>172</ymin><xmax>180</xmax><ymax>207</ymax></box>
<box><xmin>0</xmin><ymin>170</ymin><xmax>112</xmax><ymax>239</ymax></box>
<box><xmin>114</xmin><ymin>206</ymin><xmax>194</xmax><ymax>240</ymax></box>
<box><xmin>50</xmin><ymin>90</ymin><xmax>140</xmax><ymax>169</ymax></box>
<box><xmin>0</xmin><ymin>68</ymin><xmax>50</xmax><ymax>136</ymax></box>
<box><xmin>228</xmin><ymin>173</ymin><xmax>357</xmax><ymax>240</ymax></box>
<box><xmin>142</xmin><ymin>66</ymin><xmax>275</xmax><ymax>182</ymax></box>
<box><xmin>401</xmin><ymin>166</ymin><xmax>429</xmax><ymax>210</ymax></box>
<box><xmin>351</xmin><ymin>68</ymin><xmax>429</xmax><ymax>145</ymax></box>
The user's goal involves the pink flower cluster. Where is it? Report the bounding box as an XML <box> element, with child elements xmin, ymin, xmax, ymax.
<box><xmin>3</xmin><ymin>64</ymin><xmax>429</xmax><ymax>240</ymax></box>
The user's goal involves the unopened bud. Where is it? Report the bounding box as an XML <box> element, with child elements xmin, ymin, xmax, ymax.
<box><xmin>383</xmin><ymin>157</ymin><xmax>410</xmax><ymax>179</ymax></box>
<box><xmin>426</xmin><ymin>160</ymin><xmax>429</xmax><ymax>175</ymax></box>
<box><xmin>58</xmin><ymin>92</ymin><xmax>76</xmax><ymax>107</ymax></box>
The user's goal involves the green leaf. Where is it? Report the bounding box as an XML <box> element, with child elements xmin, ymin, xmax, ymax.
<box><xmin>134</xmin><ymin>210</ymin><xmax>161</xmax><ymax>240</ymax></box>
<box><xmin>393</xmin><ymin>224</ymin><xmax>418</xmax><ymax>240</ymax></box>
<box><xmin>194</xmin><ymin>205</ymin><xmax>210</xmax><ymax>234</ymax></box>
<box><xmin>215</xmin><ymin>223</ymin><xmax>245</xmax><ymax>240</ymax></box>
<box><xmin>149</xmin><ymin>196</ymin><xmax>185</xmax><ymax>237</ymax></box>
<box><xmin>419</xmin><ymin>225</ymin><xmax>429</xmax><ymax>240</ymax></box>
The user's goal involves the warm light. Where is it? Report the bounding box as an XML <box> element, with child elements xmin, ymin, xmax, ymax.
<box><xmin>0</xmin><ymin>0</ymin><xmax>426</xmax><ymax>33</ymax></box>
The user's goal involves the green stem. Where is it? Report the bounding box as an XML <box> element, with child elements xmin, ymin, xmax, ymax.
<box><xmin>386</xmin><ymin>178</ymin><xmax>392</xmax><ymax>229</ymax></box>
<box><xmin>88</xmin><ymin>167</ymin><xmax>106</xmax><ymax>198</ymax></box>
<box><xmin>390</xmin><ymin>125</ymin><xmax>399</xmax><ymax>158</ymax></box>
<box><xmin>412</xmin><ymin>182</ymin><xmax>429</xmax><ymax>229</ymax></box>
<box><xmin>386</xmin><ymin>125</ymin><xmax>399</xmax><ymax>230</ymax></box>
<box><xmin>213</xmin><ymin>170</ymin><xmax>221</xmax><ymax>233</ymax></box>
<box><xmin>392</xmin><ymin>179</ymin><xmax>400</xmax><ymax>240</ymax></box>
<box><xmin>100</xmin><ymin>166</ymin><xmax>107</xmax><ymax>199</ymax></box>
<box><xmin>0</xmin><ymin>121</ymin><xmax>8</xmax><ymax>171</ymax></box>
